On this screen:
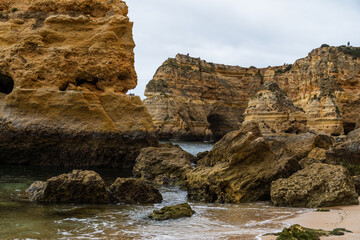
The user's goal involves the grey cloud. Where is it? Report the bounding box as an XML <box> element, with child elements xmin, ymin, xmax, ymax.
<box><xmin>126</xmin><ymin>0</ymin><xmax>360</xmax><ymax>98</ymax></box>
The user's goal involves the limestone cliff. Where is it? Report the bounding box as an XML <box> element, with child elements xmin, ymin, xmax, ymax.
<box><xmin>244</xmin><ymin>82</ymin><xmax>307</xmax><ymax>134</ymax></box>
<box><xmin>144</xmin><ymin>46</ymin><xmax>360</xmax><ymax>140</ymax></box>
<box><xmin>0</xmin><ymin>0</ymin><xmax>157</xmax><ymax>167</ymax></box>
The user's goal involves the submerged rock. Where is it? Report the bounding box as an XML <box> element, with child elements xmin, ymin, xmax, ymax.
<box><xmin>186</xmin><ymin>121</ymin><xmax>301</xmax><ymax>203</ymax></box>
<box><xmin>133</xmin><ymin>144</ymin><xmax>194</xmax><ymax>185</ymax></box>
<box><xmin>271</xmin><ymin>163</ymin><xmax>359</xmax><ymax>208</ymax></box>
<box><xmin>148</xmin><ymin>203</ymin><xmax>195</xmax><ymax>220</ymax></box>
<box><xmin>26</xmin><ymin>170</ymin><xmax>108</xmax><ymax>203</ymax></box>
<box><xmin>108</xmin><ymin>178</ymin><xmax>162</xmax><ymax>204</ymax></box>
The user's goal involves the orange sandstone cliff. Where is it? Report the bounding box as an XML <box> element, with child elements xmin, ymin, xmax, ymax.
<box><xmin>144</xmin><ymin>46</ymin><xmax>360</xmax><ymax>140</ymax></box>
<box><xmin>0</xmin><ymin>0</ymin><xmax>157</xmax><ymax>167</ymax></box>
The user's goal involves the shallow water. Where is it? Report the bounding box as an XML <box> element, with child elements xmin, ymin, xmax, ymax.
<box><xmin>0</xmin><ymin>142</ymin><xmax>309</xmax><ymax>240</ymax></box>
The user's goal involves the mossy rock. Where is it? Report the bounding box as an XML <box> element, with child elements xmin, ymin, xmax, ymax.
<box><xmin>275</xmin><ymin>224</ymin><xmax>352</xmax><ymax>240</ymax></box>
<box><xmin>148</xmin><ymin>203</ymin><xmax>195</xmax><ymax>220</ymax></box>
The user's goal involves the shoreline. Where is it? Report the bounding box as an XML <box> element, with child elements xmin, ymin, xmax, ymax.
<box><xmin>260</xmin><ymin>198</ymin><xmax>360</xmax><ymax>240</ymax></box>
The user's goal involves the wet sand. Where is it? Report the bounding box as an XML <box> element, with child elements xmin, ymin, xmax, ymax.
<box><xmin>261</xmin><ymin>200</ymin><xmax>360</xmax><ymax>240</ymax></box>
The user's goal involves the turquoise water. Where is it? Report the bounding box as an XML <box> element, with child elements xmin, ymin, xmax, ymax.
<box><xmin>0</xmin><ymin>143</ymin><xmax>308</xmax><ymax>239</ymax></box>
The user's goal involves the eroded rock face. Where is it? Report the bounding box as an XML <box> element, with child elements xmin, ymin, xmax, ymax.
<box><xmin>144</xmin><ymin>46</ymin><xmax>360</xmax><ymax>140</ymax></box>
<box><xmin>186</xmin><ymin>121</ymin><xmax>301</xmax><ymax>203</ymax></box>
<box><xmin>326</xmin><ymin>131</ymin><xmax>360</xmax><ymax>175</ymax></box>
<box><xmin>133</xmin><ymin>144</ymin><xmax>195</xmax><ymax>185</ymax></box>
<box><xmin>26</xmin><ymin>170</ymin><xmax>108</xmax><ymax>203</ymax></box>
<box><xmin>108</xmin><ymin>178</ymin><xmax>162</xmax><ymax>204</ymax></box>
<box><xmin>0</xmin><ymin>0</ymin><xmax>157</xmax><ymax>167</ymax></box>
<box><xmin>271</xmin><ymin>163</ymin><xmax>359</xmax><ymax>208</ymax></box>
<box><xmin>244</xmin><ymin>82</ymin><xmax>307</xmax><ymax>134</ymax></box>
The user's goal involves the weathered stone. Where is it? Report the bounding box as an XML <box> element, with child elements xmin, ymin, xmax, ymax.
<box><xmin>133</xmin><ymin>144</ymin><xmax>194</xmax><ymax>185</ymax></box>
<box><xmin>26</xmin><ymin>170</ymin><xmax>108</xmax><ymax>203</ymax></box>
<box><xmin>186</xmin><ymin>121</ymin><xmax>301</xmax><ymax>203</ymax></box>
<box><xmin>271</xmin><ymin>163</ymin><xmax>359</xmax><ymax>208</ymax></box>
<box><xmin>108</xmin><ymin>178</ymin><xmax>162</xmax><ymax>204</ymax></box>
<box><xmin>148</xmin><ymin>203</ymin><xmax>195</xmax><ymax>220</ymax></box>
<box><xmin>266</xmin><ymin>133</ymin><xmax>335</xmax><ymax>163</ymax></box>
<box><xmin>352</xmin><ymin>175</ymin><xmax>360</xmax><ymax>195</ymax></box>
<box><xmin>144</xmin><ymin>46</ymin><xmax>360</xmax><ymax>140</ymax></box>
<box><xmin>299</xmin><ymin>147</ymin><xmax>327</xmax><ymax>168</ymax></box>
<box><xmin>326</xmin><ymin>134</ymin><xmax>360</xmax><ymax>175</ymax></box>
<box><xmin>244</xmin><ymin>82</ymin><xmax>307</xmax><ymax>134</ymax></box>
<box><xmin>0</xmin><ymin>0</ymin><xmax>157</xmax><ymax>167</ymax></box>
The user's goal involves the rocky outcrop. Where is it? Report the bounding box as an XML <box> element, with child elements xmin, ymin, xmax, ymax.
<box><xmin>270</xmin><ymin>163</ymin><xmax>359</xmax><ymax>208</ymax></box>
<box><xmin>26</xmin><ymin>170</ymin><xmax>108</xmax><ymax>203</ymax></box>
<box><xmin>244</xmin><ymin>82</ymin><xmax>307</xmax><ymax>134</ymax></box>
<box><xmin>0</xmin><ymin>0</ymin><xmax>157</xmax><ymax>167</ymax></box>
<box><xmin>148</xmin><ymin>203</ymin><xmax>195</xmax><ymax>220</ymax></box>
<box><xmin>144</xmin><ymin>46</ymin><xmax>360</xmax><ymax>140</ymax></box>
<box><xmin>186</xmin><ymin>121</ymin><xmax>301</xmax><ymax>203</ymax></box>
<box><xmin>326</xmin><ymin>129</ymin><xmax>360</xmax><ymax>175</ymax></box>
<box><xmin>133</xmin><ymin>144</ymin><xmax>195</xmax><ymax>185</ymax></box>
<box><xmin>108</xmin><ymin>178</ymin><xmax>162</xmax><ymax>204</ymax></box>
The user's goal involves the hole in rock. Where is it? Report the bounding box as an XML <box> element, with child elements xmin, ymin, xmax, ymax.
<box><xmin>343</xmin><ymin>122</ymin><xmax>356</xmax><ymax>135</ymax></box>
<box><xmin>207</xmin><ymin>114</ymin><xmax>233</xmax><ymax>141</ymax></box>
<box><xmin>0</xmin><ymin>74</ymin><xmax>14</xmax><ymax>94</ymax></box>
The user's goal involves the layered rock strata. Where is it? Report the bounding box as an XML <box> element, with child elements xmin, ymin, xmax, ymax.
<box><xmin>244</xmin><ymin>82</ymin><xmax>307</xmax><ymax>134</ymax></box>
<box><xmin>0</xmin><ymin>0</ymin><xmax>157</xmax><ymax>167</ymax></box>
<box><xmin>144</xmin><ymin>46</ymin><xmax>360</xmax><ymax>140</ymax></box>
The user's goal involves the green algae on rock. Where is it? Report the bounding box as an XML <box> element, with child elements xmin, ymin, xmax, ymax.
<box><xmin>148</xmin><ymin>203</ymin><xmax>195</xmax><ymax>220</ymax></box>
<box><xmin>274</xmin><ymin>224</ymin><xmax>352</xmax><ymax>240</ymax></box>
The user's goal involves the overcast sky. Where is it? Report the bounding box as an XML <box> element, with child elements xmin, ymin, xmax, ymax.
<box><xmin>126</xmin><ymin>0</ymin><xmax>360</xmax><ymax>98</ymax></box>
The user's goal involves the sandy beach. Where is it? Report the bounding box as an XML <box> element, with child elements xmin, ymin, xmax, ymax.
<box><xmin>261</xmin><ymin>199</ymin><xmax>360</xmax><ymax>240</ymax></box>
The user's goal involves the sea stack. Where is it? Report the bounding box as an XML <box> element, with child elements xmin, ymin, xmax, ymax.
<box><xmin>0</xmin><ymin>0</ymin><xmax>157</xmax><ymax>167</ymax></box>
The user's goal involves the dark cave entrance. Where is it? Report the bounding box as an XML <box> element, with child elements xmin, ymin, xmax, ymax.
<box><xmin>207</xmin><ymin>114</ymin><xmax>232</xmax><ymax>141</ymax></box>
<box><xmin>0</xmin><ymin>74</ymin><xmax>14</xmax><ymax>94</ymax></box>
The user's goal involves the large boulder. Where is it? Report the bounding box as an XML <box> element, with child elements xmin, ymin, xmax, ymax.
<box><xmin>148</xmin><ymin>203</ymin><xmax>195</xmax><ymax>220</ymax></box>
<box><xmin>133</xmin><ymin>144</ymin><xmax>194</xmax><ymax>185</ymax></box>
<box><xmin>0</xmin><ymin>0</ymin><xmax>157</xmax><ymax>167</ymax></box>
<box><xmin>271</xmin><ymin>163</ymin><xmax>359</xmax><ymax>208</ymax></box>
<box><xmin>26</xmin><ymin>170</ymin><xmax>108</xmax><ymax>203</ymax></box>
<box><xmin>108</xmin><ymin>178</ymin><xmax>162</xmax><ymax>204</ymax></box>
<box><xmin>186</xmin><ymin>121</ymin><xmax>301</xmax><ymax>203</ymax></box>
